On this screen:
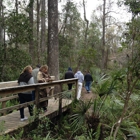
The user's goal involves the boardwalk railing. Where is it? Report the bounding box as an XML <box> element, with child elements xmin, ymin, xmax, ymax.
<box><xmin>0</xmin><ymin>78</ymin><xmax>78</xmax><ymax>117</ymax></box>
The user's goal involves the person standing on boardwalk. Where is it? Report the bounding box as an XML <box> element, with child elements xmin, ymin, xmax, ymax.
<box><xmin>18</xmin><ymin>65</ymin><xmax>34</xmax><ymax>121</ymax></box>
<box><xmin>74</xmin><ymin>69</ymin><xmax>84</xmax><ymax>100</ymax></box>
<box><xmin>65</xmin><ymin>67</ymin><xmax>74</xmax><ymax>90</ymax></box>
<box><xmin>31</xmin><ymin>64</ymin><xmax>40</xmax><ymax>100</ymax></box>
<box><xmin>32</xmin><ymin>64</ymin><xmax>40</xmax><ymax>83</ymax></box>
<box><xmin>37</xmin><ymin>65</ymin><xmax>51</xmax><ymax>112</ymax></box>
<box><xmin>84</xmin><ymin>71</ymin><xmax>93</xmax><ymax>93</ymax></box>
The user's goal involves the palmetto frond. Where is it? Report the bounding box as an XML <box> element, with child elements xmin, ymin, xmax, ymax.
<box><xmin>69</xmin><ymin>100</ymin><xmax>93</xmax><ymax>133</ymax></box>
<box><xmin>58</xmin><ymin>89</ymin><xmax>74</xmax><ymax>100</ymax></box>
<box><xmin>92</xmin><ymin>76</ymin><xmax>112</xmax><ymax>97</ymax></box>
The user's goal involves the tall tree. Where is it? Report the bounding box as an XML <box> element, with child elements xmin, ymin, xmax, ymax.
<box><xmin>0</xmin><ymin>0</ymin><xmax>6</xmax><ymax>81</ymax></box>
<box><xmin>0</xmin><ymin>0</ymin><xmax>3</xmax><ymax>45</ymax></box>
<box><xmin>112</xmin><ymin>1</ymin><xmax>140</xmax><ymax>138</ymax></box>
<box><xmin>124</xmin><ymin>0</ymin><xmax>140</xmax><ymax>59</ymax></box>
<box><xmin>15</xmin><ymin>0</ymin><xmax>18</xmax><ymax>48</ymax></box>
<box><xmin>101</xmin><ymin>0</ymin><xmax>107</xmax><ymax>70</ymax></box>
<box><xmin>83</xmin><ymin>0</ymin><xmax>89</xmax><ymax>44</ymax></box>
<box><xmin>28</xmin><ymin>0</ymin><xmax>34</xmax><ymax>65</ymax></box>
<box><xmin>40</xmin><ymin>0</ymin><xmax>46</xmax><ymax>53</ymax></box>
<box><xmin>48</xmin><ymin>0</ymin><xmax>59</xmax><ymax>79</ymax></box>
<box><xmin>96</xmin><ymin>0</ymin><xmax>117</xmax><ymax>70</ymax></box>
<box><xmin>36</xmin><ymin>0</ymin><xmax>40</xmax><ymax>64</ymax></box>
<box><xmin>59</xmin><ymin>1</ymin><xmax>81</xmax><ymax>69</ymax></box>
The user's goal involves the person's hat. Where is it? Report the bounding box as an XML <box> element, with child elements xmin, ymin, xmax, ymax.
<box><xmin>68</xmin><ymin>67</ymin><xmax>72</xmax><ymax>71</ymax></box>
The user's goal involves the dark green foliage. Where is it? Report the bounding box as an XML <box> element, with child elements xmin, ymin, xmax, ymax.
<box><xmin>28</xmin><ymin>117</ymin><xmax>52</xmax><ymax>139</ymax></box>
<box><xmin>77</xmin><ymin>48</ymin><xmax>96</xmax><ymax>68</ymax></box>
<box><xmin>59</xmin><ymin>35</ymin><xmax>74</xmax><ymax>71</ymax></box>
<box><xmin>6</xmin><ymin>12</ymin><xmax>31</xmax><ymax>45</ymax></box>
<box><xmin>0</xmin><ymin>47</ymin><xmax>31</xmax><ymax>81</ymax></box>
<box><xmin>124</xmin><ymin>0</ymin><xmax>140</xmax><ymax>15</ymax></box>
<box><xmin>70</xmin><ymin>100</ymin><xmax>92</xmax><ymax>131</ymax></box>
<box><xmin>52</xmin><ymin>100</ymin><xmax>96</xmax><ymax>139</ymax></box>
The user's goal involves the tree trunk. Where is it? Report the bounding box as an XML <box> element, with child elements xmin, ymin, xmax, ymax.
<box><xmin>0</xmin><ymin>2</ymin><xmax>6</xmax><ymax>81</ymax></box>
<box><xmin>15</xmin><ymin>0</ymin><xmax>18</xmax><ymax>48</ymax></box>
<box><xmin>61</xmin><ymin>1</ymin><xmax>70</xmax><ymax>36</ymax></box>
<box><xmin>83</xmin><ymin>0</ymin><xmax>89</xmax><ymax>44</ymax></box>
<box><xmin>101</xmin><ymin>0</ymin><xmax>106</xmax><ymax>70</ymax></box>
<box><xmin>48</xmin><ymin>0</ymin><xmax>59</xmax><ymax>77</ymax></box>
<box><xmin>48</xmin><ymin>0</ymin><xmax>59</xmax><ymax>94</ymax></box>
<box><xmin>0</xmin><ymin>0</ymin><xmax>3</xmax><ymax>45</ymax></box>
<box><xmin>113</xmin><ymin>72</ymin><xmax>139</xmax><ymax>139</ymax></box>
<box><xmin>37</xmin><ymin>0</ymin><xmax>40</xmax><ymax>64</ymax></box>
<box><xmin>40</xmin><ymin>0</ymin><xmax>46</xmax><ymax>53</ymax></box>
<box><xmin>28</xmin><ymin>0</ymin><xmax>34</xmax><ymax>65</ymax></box>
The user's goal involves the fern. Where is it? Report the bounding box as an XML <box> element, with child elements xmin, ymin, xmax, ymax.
<box><xmin>95</xmin><ymin>123</ymin><xmax>101</xmax><ymax>140</ymax></box>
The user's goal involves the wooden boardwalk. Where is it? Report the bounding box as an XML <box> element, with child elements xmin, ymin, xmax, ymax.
<box><xmin>0</xmin><ymin>98</ymin><xmax>71</xmax><ymax>135</ymax></box>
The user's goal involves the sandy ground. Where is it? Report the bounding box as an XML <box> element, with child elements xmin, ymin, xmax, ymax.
<box><xmin>80</xmin><ymin>87</ymin><xmax>97</xmax><ymax>101</ymax></box>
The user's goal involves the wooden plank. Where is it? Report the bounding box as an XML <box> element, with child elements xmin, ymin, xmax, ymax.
<box><xmin>0</xmin><ymin>95</ymin><xmax>18</xmax><ymax>102</ymax></box>
<box><xmin>0</xmin><ymin>93</ymin><xmax>61</xmax><ymax>114</ymax></box>
<box><xmin>0</xmin><ymin>98</ymin><xmax>72</xmax><ymax>135</ymax></box>
<box><xmin>0</xmin><ymin>86</ymin><xmax>35</xmax><ymax>97</ymax></box>
<box><xmin>0</xmin><ymin>78</ymin><xmax>77</xmax><ymax>91</ymax></box>
<box><xmin>0</xmin><ymin>81</ymin><xmax>18</xmax><ymax>88</ymax></box>
<box><xmin>0</xmin><ymin>78</ymin><xmax>77</xmax><ymax>97</ymax></box>
<box><xmin>0</xmin><ymin>100</ymin><xmax>35</xmax><ymax>114</ymax></box>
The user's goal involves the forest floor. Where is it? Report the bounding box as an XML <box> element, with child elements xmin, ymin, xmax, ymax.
<box><xmin>80</xmin><ymin>86</ymin><xmax>97</xmax><ymax>101</ymax></box>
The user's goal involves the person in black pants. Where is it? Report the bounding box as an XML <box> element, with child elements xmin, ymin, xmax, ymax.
<box><xmin>84</xmin><ymin>71</ymin><xmax>93</xmax><ymax>93</ymax></box>
<box><xmin>18</xmin><ymin>65</ymin><xmax>34</xmax><ymax>121</ymax></box>
<box><xmin>65</xmin><ymin>67</ymin><xmax>74</xmax><ymax>90</ymax></box>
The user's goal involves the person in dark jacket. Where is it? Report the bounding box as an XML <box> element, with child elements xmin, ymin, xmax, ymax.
<box><xmin>65</xmin><ymin>67</ymin><xmax>74</xmax><ymax>90</ymax></box>
<box><xmin>18</xmin><ymin>65</ymin><xmax>34</xmax><ymax>121</ymax></box>
<box><xmin>84</xmin><ymin>71</ymin><xmax>93</xmax><ymax>93</ymax></box>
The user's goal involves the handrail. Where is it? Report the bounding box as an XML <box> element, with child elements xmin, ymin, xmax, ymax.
<box><xmin>0</xmin><ymin>80</ymin><xmax>18</xmax><ymax>88</ymax></box>
<box><xmin>0</xmin><ymin>78</ymin><xmax>77</xmax><ymax>96</ymax></box>
<box><xmin>0</xmin><ymin>78</ymin><xmax>78</xmax><ymax>117</ymax></box>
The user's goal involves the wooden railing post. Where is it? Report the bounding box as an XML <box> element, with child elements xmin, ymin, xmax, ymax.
<box><xmin>35</xmin><ymin>86</ymin><xmax>40</xmax><ymax>120</ymax></box>
<box><xmin>35</xmin><ymin>86</ymin><xmax>40</xmax><ymax>109</ymax></box>
<box><xmin>59</xmin><ymin>84</ymin><xmax>63</xmax><ymax>116</ymax></box>
<box><xmin>2</xmin><ymin>100</ymin><xmax>6</xmax><ymax>115</ymax></box>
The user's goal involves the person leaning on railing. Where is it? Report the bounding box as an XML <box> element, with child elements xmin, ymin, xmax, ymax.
<box><xmin>18</xmin><ymin>65</ymin><xmax>34</xmax><ymax>121</ymax></box>
<box><xmin>37</xmin><ymin>65</ymin><xmax>52</xmax><ymax>113</ymax></box>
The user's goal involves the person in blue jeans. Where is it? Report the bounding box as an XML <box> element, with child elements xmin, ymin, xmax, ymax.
<box><xmin>84</xmin><ymin>71</ymin><xmax>93</xmax><ymax>93</ymax></box>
